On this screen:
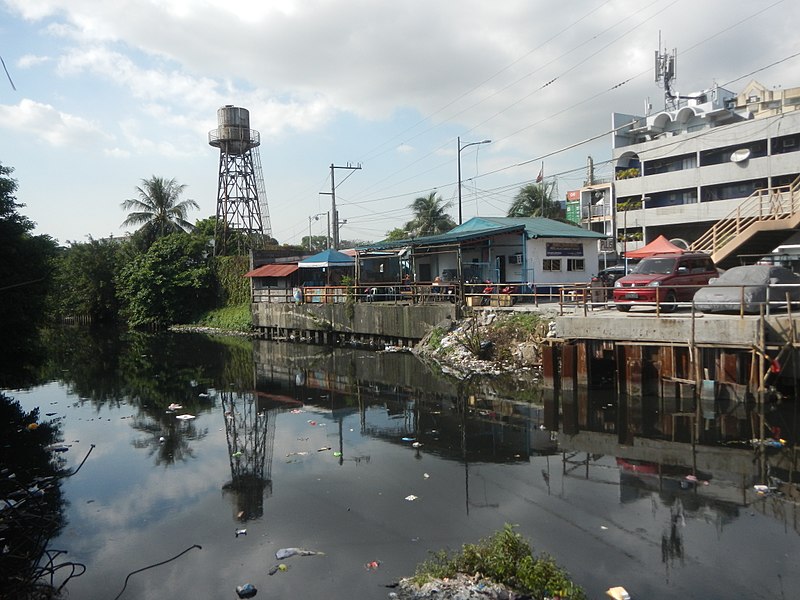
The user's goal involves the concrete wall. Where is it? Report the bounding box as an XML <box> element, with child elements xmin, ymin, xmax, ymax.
<box><xmin>554</xmin><ymin>312</ymin><xmax>763</xmax><ymax>346</ymax></box>
<box><xmin>252</xmin><ymin>301</ymin><xmax>458</xmax><ymax>341</ymax></box>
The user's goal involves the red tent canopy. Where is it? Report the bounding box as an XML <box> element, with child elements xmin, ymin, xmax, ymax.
<box><xmin>625</xmin><ymin>235</ymin><xmax>686</xmax><ymax>259</ymax></box>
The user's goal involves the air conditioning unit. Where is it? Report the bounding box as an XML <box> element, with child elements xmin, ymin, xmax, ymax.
<box><xmin>509</xmin><ymin>254</ymin><xmax>524</xmax><ymax>265</ymax></box>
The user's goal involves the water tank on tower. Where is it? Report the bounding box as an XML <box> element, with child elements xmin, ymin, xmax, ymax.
<box><xmin>208</xmin><ymin>105</ymin><xmax>272</xmax><ymax>255</ymax></box>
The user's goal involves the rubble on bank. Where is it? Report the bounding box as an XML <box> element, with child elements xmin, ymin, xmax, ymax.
<box><xmin>389</xmin><ymin>573</ymin><xmax>530</xmax><ymax>599</ymax></box>
<box><xmin>412</xmin><ymin>309</ymin><xmax>556</xmax><ymax>381</ymax></box>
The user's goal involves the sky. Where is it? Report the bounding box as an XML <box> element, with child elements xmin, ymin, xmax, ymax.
<box><xmin>1</xmin><ymin>0</ymin><xmax>799</xmax><ymax>247</ymax></box>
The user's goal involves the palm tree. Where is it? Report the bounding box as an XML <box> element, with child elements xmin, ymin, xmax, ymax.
<box><xmin>507</xmin><ymin>182</ymin><xmax>564</xmax><ymax>219</ymax></box>
<box><xmin>405</xmin><ymin>191</ymin><xmax>456</xmax><ymax>237</ymax></box>
<box><xmin>120</xmin><ymin>176</ymin><xmax>199</xmax><ymax>240</ymax></box>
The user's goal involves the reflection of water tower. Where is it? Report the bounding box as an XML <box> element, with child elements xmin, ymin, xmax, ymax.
<box><xmin>221</xmin><ymin>391</ymin><xmax>276</xmax><ymax>521</ymax></box>
<box><xmin>208</xmin><ymin>105</ymin><xmax>272</xmax><ymax>255</ymax></box>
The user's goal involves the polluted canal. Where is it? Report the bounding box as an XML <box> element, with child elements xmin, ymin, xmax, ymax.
<box><xmin>3</xmin><ymin>327</ymin><xmax>799</xmax><ymax>599</ymax></box>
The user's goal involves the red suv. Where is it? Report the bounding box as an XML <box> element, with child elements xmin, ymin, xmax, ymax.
<box><xmin>613</xmin><ymin>253</ymin><xmax>718</xmax><ymax>312</ymax></box>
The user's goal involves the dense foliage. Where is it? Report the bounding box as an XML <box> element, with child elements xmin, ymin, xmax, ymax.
<box><xmin>48</xmin><ymin>236</ymin><xmax>121</xmax><ymax>323</ymax></box>
<box><xmin>116</xmin><ymin>233</ymin><xmax>215</xmax><ymax>328</ymax></box>
<box><xmin>413</xmin><ymin>524</ymin><xmax>586</xmax><ymax>599</ymax></box>
<box><xmin>215</xmin><ymin>255</ymin><xmax>250</xmax><ymax>305</ymax></box>
<box><xmin>0</xmin><ymin>162</ymin><xmax>59</xmax><ymax>378</ymax></box>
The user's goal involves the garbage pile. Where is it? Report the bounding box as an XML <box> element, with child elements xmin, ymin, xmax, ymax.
<box><xmin>389</xmin><ymin>573</ymin><xmax>528</xmax><ymax>600</ymax></box>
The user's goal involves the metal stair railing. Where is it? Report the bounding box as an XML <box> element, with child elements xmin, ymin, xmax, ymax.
<box><xmin>690</xmin><ymin>176</ymin><xmax>800</xmax><ymax>256</ymax></box>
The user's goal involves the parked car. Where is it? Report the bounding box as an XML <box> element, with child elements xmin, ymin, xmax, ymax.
<box><xmin>693</xmin><ymin>264</ymin><xmax>800</xmax><ymax>313</ymax></box>
<box><xmin>593</xmin><ymin>265</ymin><xmax>633</xmax><ymax>299</ymax></box>
<box><xmin>613</xmin><ymin>253</ymin><xmax>718</xmax><ymax>312</ymax></box>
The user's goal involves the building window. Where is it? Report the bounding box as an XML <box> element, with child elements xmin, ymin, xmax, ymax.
<box><xmin>543</xmin><ymin>259</ymin><xmax>561</xmax><ymax>271</ymax></box>
<box><xmin>567</xmin><ymin>259</ymin><xmax>585</xmax><ymax>272</ymax></box>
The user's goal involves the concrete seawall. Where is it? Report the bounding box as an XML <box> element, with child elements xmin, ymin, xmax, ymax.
<box><xmin>252</xmin><ymin>301</ymin><xmax>459</xmax><ymax>345</ymax></box>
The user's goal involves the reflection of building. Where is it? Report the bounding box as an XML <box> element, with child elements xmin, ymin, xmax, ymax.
<box><xmin>221</xmin><ymin>391</ymin><xmax>276</xmax><ymax>521</ymax></box>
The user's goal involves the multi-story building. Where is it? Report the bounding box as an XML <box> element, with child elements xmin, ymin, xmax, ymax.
<box><xmin>578</xmin><ymin>80</ymin><xmax>800</xmax><ymax>265</ymax></box>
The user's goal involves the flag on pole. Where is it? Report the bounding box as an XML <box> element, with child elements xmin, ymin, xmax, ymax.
<box><xmin>536</xmin><ymin>163</ymin><xmax>543</xmax><ymax>183</ymax></box>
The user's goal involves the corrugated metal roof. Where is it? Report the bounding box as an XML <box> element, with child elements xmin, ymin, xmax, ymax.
<box><xmin>244</xmin><ymin>263</ymin><xmax>299</xmax><ymax>278</ymax></box>
<box><xmin>358</xmin><ymin>216</ymin><xmax>605</xmax><ymax>251</ymax></box>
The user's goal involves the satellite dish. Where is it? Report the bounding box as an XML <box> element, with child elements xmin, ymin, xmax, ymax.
<box><xmin>730</xmin><ymin>148</ymin><xmax>750</xmax><ymax>163</ymax></box>
<box><xmin>669</xmin><ymin>238</ymin><xmax>689</xmax><ymax>250</ymax></box>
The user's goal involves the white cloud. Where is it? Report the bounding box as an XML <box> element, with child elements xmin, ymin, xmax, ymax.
<box><xmin>17</xmin><ymin>54</ymin><xmax>50</xmax><ymax>68</ymax></box>
<box><xmin>0</xmin><ymin>98</ymin><xmax>112</xmax><ymax>147</ymax></box>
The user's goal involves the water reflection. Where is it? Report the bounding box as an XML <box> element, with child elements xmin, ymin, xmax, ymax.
<box><xmin>3</xmin><ymin>329</ymin><xmax>799</xmax><ymax>599</ymax></box>
<box><xmin>221</xmin><ymin>390</ymin><xmax>282</xmax><ymax>521</ymax></box>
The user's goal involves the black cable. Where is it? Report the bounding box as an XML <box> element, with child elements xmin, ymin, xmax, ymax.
<box><xmin>112</xmin><ymin>544</ymin><xmax>202</xmax><ymax>600</ymax></box>
<box><xmin>66</xmin><ymin>444</ymin><xmax>96</xmax><ymax>477</ymax></box>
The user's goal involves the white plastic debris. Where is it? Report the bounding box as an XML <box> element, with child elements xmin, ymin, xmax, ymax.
<box><xmin>175</xmin><ymin>414</ymin><xmax>196</xmax><ymax>420</ymax></box>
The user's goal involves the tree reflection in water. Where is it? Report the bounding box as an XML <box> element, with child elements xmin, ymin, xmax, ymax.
<box><xmin>0</xmin><ymin>393</ymin><xmax>81</xmax><ymax>599</ymax></box>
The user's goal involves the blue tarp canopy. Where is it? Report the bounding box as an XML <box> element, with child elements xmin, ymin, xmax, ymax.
<box><xmin>298</xmin><ymin>248</ymin><xmax>355</xmax><ymax>268</ymax></box>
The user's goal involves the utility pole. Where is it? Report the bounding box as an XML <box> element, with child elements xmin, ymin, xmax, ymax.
<box><xmin>329</xmin><ymin>163</ymin><xmax>361</xmax><ymax>249</ymax></box>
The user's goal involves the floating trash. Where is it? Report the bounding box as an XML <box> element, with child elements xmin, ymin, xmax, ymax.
<box><xmin>401</xmin><ymin>437</ymin><xmax>415</xmax><ymax>442</ymax></box>
<box><xmin>175</xmin><ymin>414</ymin><xmax>196</xmax><ymax>421</ymax></box>
<box><xmin>412</xmin><ymin>442</ymin><xmax>422</xmax><ymax>448</ymax></box>
<box><xmin>405</xmin><ymin>495</ymin><xmax>418</xmax><ymax>501</ymax></box>
<box><xmin>317</xmin><ymin>447</ymin><xmax>331</xmax><ymax>452</ymax></box>
<box><xmin>44</xmin><ymin>443</ymin><xmax>70</xmax><ymax>453</ymax></box>
<box><xmin>268</xmin><ymin>563</ymin><xmax>288</xmax><ymax>575</ymax></box>
<box><xmin>333</xmin><ymin>451</ymin><xmax>342</xmax><ymax>457</ymax></box>
<box><xmin>275</xmin><ymin>547</ymin><xmax>324</xmax><ymax>560</ymax></box>
<box><xmin>235</xmin><ymin>529</ymin><xmax>247</xmax><ymax>537</ymax></box>
<box><xmin>236</xmin><ymin>583</ymin><xmax>257</xmax><ymax>598</ymax></box>
<box><xmin>167</xmin><ymin>403</ymin><xmax>182</xmax><ymax>411</ymax></box>
<box><xmin>364</xmin><ymin>560</ymin><xmax>381</xmax><ymax>570</ymax></box>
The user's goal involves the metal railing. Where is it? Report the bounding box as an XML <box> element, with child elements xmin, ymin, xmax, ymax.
<box><xmin>691</xmin><ymin>176</ymin><xmax>800</xmax><ymax>257</ymax></box>
<box><xmin>559</xmin><ymin>281</ymin><xmax>800</xmax><ymax>319</ymax></box>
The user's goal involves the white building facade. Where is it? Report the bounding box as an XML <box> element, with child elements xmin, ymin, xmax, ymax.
<box><xmin>581</xmin><ymin>81</ymin><xmax>800</xmax><ymax>258</ymax></box>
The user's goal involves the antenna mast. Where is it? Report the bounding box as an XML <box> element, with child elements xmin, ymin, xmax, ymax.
<box><xmin>654</xmin><ymin>32</ymin><xmax>677</xmax><ymax>110</ymax></box>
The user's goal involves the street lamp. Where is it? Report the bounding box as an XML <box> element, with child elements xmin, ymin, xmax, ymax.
<box><xmin>309</xmin><ymin>211</ymin><xmax>328</xmax><ymax>251</ymax></box>
<box><xmin>457</xmin><ymin>137</ymin><xmax>491</xmax><ymax>225</ymax></box>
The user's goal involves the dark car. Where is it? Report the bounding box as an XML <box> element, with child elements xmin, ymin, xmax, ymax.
<box><xmin>613</xmin><ymin>253</ymin><xmax>718</xmax><ymax>312</ymax></box>
<box><xmin>693</xmin><ymin>264</ymin><xmax>800</xmax><ymax>313</ymax></box>
<box><xmin>593</xmin><ymin>265</ymin><xmax>632</xmax><ymax>299</ymax></box>
<box><xmin>598</xmin><ymin>265</ymin><xmax>631</xmax><ymax>285</ymax></box>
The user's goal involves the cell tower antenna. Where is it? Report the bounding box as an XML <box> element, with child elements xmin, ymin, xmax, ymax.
<box><xmin>654</xmin><ymin>32</ymin><xmax>677</xmax><ymax>110</ymax></box>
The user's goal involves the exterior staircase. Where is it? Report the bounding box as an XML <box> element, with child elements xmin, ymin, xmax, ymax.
<box><xmin>690</xmin><ymin>176</ymin><xmax>800</xmax><ymax>268</ymax></box>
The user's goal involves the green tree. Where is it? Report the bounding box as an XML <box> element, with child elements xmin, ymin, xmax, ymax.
<box><xmin>384</xmin><ymin>227</ymin><xmax>409</xmax><ymax>241</ymax></box>
<box><xmin>507</xmin><ymin>182</ymin><xmax>564</xmax><ymax>219</ymax></box>
<box><xmin>121</xmin><ymin>176</ymin><xmax>199</xmax><ymax>248</ymax></box>
<box><xmin>405</xmin><ymin>191</ymin><xmax>456</xmax><ymax>237</ymax></box>
<box><xmin>0</xmin><ymin>162</ymin><xmax>58</xmax><ymax>379</ymax></box>
<box><xmin>48</xmin><ymin>236</ymin><xmax>121</xmax><ymax>323</ymax></box>
<box><xmin>116</xmin><ymin>233</ymin><xmax>215</xmax><ymax>328</ymax></box>
<box><xmin>301</xmin><ymin>235</ymin><xmax>329</xmax><ymax>252</ymax></box>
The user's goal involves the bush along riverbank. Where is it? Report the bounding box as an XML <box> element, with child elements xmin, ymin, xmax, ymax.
<box><xmin>413</xmin><ymin>310</ymin><xmax>555</xmax><ymax>381</ymax></box>
<box><xmin>391</xmin><ymin>525</ymin><xmax>586</xmax><ymax>600</ymax></box>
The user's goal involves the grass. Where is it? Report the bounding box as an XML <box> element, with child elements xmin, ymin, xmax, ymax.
<box><xmin>484</xmin><ymin>312</ymin><xmax>549</xmax><ymax>363</ymax></box>
<box><xmin>426</xmin><ymin>326</ymin><xmax>446</xmax><ymax>350</ymax></box>
<box><xmin>411</xmin><ymin>524</ymin><xmax>585</xmax><ymax>599</ymax></box>
<box><xmin>195</xmin><ymin>303</ymin><xmax>252</xmax><ymax>332</ymax></box>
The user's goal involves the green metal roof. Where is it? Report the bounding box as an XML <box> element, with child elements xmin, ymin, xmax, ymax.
<box><xmin>358</xmin><ymin>217</ymin><xmax>604</xmax><ymax>251</ymax></box>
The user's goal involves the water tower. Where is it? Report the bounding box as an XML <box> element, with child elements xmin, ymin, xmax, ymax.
<box><xmin>208</xmin><ymin>105</ymin><xmax>272</xmax><ymax>255</ymax></box>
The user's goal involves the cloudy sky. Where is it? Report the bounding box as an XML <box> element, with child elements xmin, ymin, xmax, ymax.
<box><xmin>1</xmin><ymin>0</ymin><xmax>798</xmax><ymax>246</ymax></box>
